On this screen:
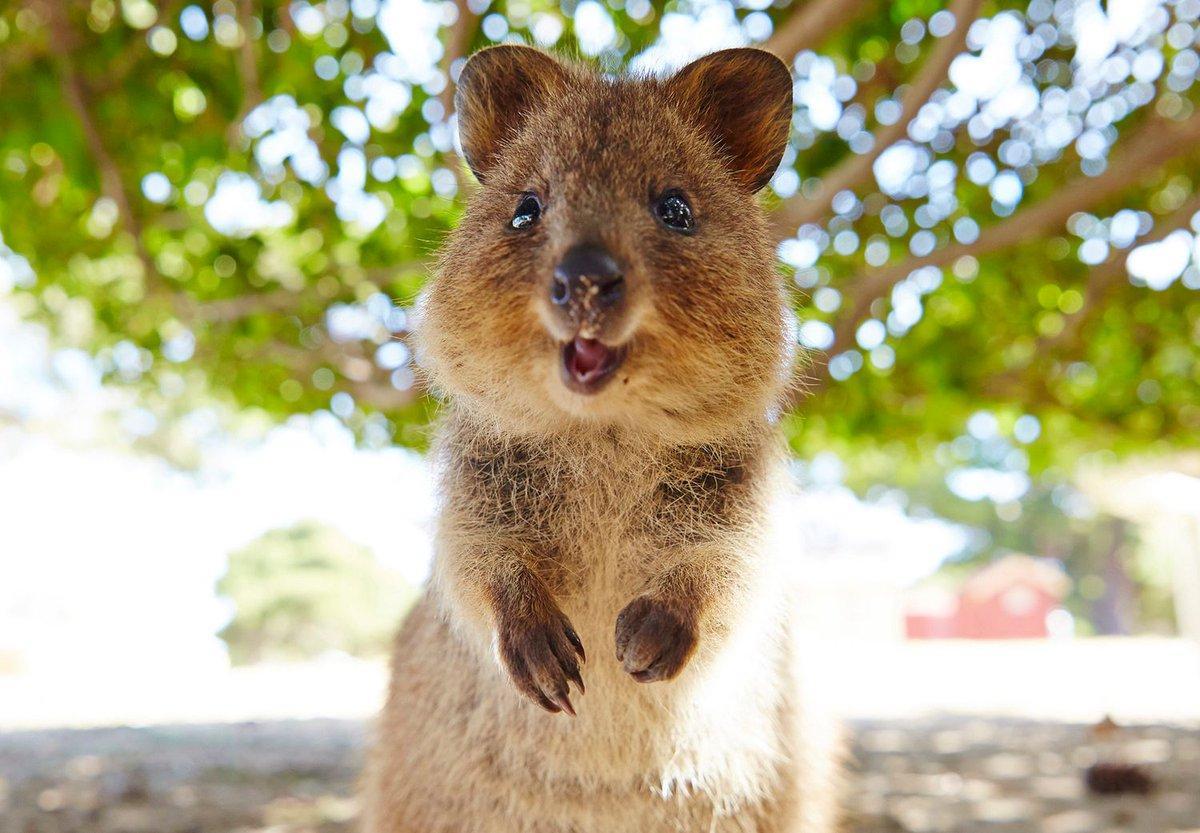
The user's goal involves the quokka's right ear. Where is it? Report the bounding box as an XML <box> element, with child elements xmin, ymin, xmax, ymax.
<box><xmin>666</xmin><ymin>49</ymin><xmax>793</xmax><ymax>192</ymax></box>
<box><xmin>454</xmin><ymin>45</ymin><xmax>569</xmax><ymax>183</ymax></box>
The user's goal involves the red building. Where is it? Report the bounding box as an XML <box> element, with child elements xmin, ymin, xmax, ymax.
<box><xmin>905</xmin><ymin>555</ymin><xmax>1070</xmax><ymax>640</ymax></box>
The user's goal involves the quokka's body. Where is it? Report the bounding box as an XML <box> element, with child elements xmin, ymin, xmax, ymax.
<box><xmin>363</xmin><ymin>46</ymin><xmax>840</xmax><ymax>832</ymax></box>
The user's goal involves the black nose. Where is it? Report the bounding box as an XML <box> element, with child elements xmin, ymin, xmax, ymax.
<box><xmin>551</xmin><ymin>244</ymin><xmax>624</xmax><ymax>311</ymax></box>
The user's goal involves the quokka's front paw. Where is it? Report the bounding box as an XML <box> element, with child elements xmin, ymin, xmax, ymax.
<box><xmin>496</xmin><ymin>601</ymin><xmax>586</xmax><ymax>715</ymax></box>
<box><xmin>614</xmin><ymin>596</ymin><xmax>698</xmax><ymax>683</ymax></box>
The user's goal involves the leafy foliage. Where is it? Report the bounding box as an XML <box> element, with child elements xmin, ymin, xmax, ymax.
<box><xmin>1</xmin><ymin>0</ymin><xmax>1198</xmax><ymax>473</ymax></box>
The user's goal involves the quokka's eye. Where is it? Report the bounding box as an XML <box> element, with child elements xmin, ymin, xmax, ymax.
<box><xmin>511</xmin><ymin>193</ymin><xmax>542</xmax><ymax>230</ymax></box>
<box><xmin>654</xmin><ymin>191</ymin><xmax>694</xmax><ymax>233</ymax></box>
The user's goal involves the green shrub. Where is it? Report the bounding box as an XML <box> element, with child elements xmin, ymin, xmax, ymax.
<box><xmin>217</xmin><ymin>522</ymin><xmax>415</xmax><ymax>665</ymax></box>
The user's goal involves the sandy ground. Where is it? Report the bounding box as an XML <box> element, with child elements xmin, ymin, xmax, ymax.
<box><xmin>2</xmin><ymin>717</ymin><xmax>1198</xmax><ymax>833</ymax></box>
<box><xmin>3</xmin><ymin>640</ymin><xmax>1200</xmax><ymax>832</ymax></box>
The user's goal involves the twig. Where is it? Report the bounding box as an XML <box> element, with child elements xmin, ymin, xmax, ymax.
<box><xmin>0</xmin><ymin>39</ymin><xmax>45</xmax><ymax>85</ymax></box>
<box><xmin>45</xmin><ymin>3</ymin><xmax>135</xmax><ymax>240</ymax></box>
<box><xmin>438</xmin><ymin>0</ymin><xmax>475</xmax><ymax>115</ymax></box>
<box><xmin>347</xmin><ymin>377</ymin><xmax>423</xmax><ymax>410</ymax></box>
<box><xmin>771</xmin><ymin>0</ymin><xmax>985</xmax><ymax>237</ymax></box>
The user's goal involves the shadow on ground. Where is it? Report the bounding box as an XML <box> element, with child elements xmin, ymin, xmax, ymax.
<box><xmin>2</xmin><ymin>718</ymin><xmax>1198</xmax><ymax>832</ymax></box>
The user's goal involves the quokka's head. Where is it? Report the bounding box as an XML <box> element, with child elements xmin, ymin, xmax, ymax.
<box><xmin>418</xmin><ymin>45</ymin><xmax>794</xmax><ymax>442</ymax></box>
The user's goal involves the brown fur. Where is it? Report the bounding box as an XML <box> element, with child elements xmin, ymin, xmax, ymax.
<box><xmin>363</xmin><ymin>46</ymin><xmax>841</xmax><ymax>832</ymax></box>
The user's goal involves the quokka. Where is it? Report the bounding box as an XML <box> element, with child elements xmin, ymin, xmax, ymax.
<box><xmin>363</xmin><ymin>45</ymin><xmax>841</xmax><ymax>832</ymax></box>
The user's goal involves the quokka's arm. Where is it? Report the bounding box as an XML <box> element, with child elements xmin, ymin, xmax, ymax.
<box><xmin>432</xmin><ymin>525</ymin><xmax>585</xmax><ymax>715</ymax></box>
<box><xmin>616</xmin><ymin>545</ymin><xmax>757</xmax><ymax>683</ymax></box>
<box><xmin>616</xmin><ymin>437</ymin><xmax>769</xmax><ymax>683</ymax></box>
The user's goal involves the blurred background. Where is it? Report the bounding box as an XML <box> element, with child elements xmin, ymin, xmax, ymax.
<box><xmin>2</xmin><ymin>0</ymin><xmax>1200</xmax><ymax>830</ymax></box>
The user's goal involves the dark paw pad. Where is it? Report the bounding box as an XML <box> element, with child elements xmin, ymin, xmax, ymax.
<box><xmin>614</xmin><ymin>596</ymin><xmax>698</xmax><ymax>683</ymax></box>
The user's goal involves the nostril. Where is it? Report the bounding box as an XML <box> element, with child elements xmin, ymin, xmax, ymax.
<box><xmin>597</xmin><ymin>275</ymin><xmax>624</xmax><ymax>307</ymax></box>
<box><xmin>551</xmin><ymin>273</ymin><xmax>570</xmax><ymax>306</ymax></box>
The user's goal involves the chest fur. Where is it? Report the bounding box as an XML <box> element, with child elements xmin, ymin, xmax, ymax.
<box><xmin>443</xmin><ymin>430</ymin><xmax>763</xmax><ymax>583</ymax></box>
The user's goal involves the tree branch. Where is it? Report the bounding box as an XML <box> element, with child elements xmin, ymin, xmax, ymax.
<box><xmin>347</xmin><ymin>377</ymin><xmax>423</xmax><ymax>411</ymax></box>
<box><xmin>763</xmin><ymin>0</ymin><xmax>870</xmax><ymax>61</ymax></box>
<box><xmin>41</xmin><ymin>0</ymin><xmax>191</xmax><ymax>317</ymax></box>
<box><xmin>196</xmin><ymin>289</ymin><xmax>311</xmax><ymax>322</ymax></box>
<box><xmin>438</xmin><ymin>0</ymin><xmax>475</xmax><ymax>116</ymax></box>
<box><xmin>267</xmin><ymin>338</ymin><xmax>422</xmax><ymax>411</ymax></box>
<box><xmin>95</xmin><ymin>0</ymin><xmax>189</xmax><ymax>88</ymax></box>
<box><xmin>770</xmin><ymin>0</ymin><xmax>984</xmax><ymax>238</ymax></box>
<box><xmin>194</xmin><ymin>262</ymin><xmax>430</xmax><ymax>323</ymax></box>
<box><xmin>824</xmin><ymin>110</ymin><xmax>1200</xmax><ymax>362</ymax></box>
<box><xmin>438</xmin><ymin>0</ymin><xmax>478</xmax><ymax>195</ymax></box>
<box><xmin>230</xmin><ymin>0</ymin><xmax>264</xmax><ymax>136</ymax></box>
<box><xmin>986</xmin><ymin>190</ymin><xmax>1200</xmax><ymax>394</ymax></box>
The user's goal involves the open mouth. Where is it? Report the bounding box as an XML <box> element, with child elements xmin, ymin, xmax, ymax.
<box><xmin>561</xmin><ymin>337</ymin><xmax>625</xmax><ymax>394</ymax></box>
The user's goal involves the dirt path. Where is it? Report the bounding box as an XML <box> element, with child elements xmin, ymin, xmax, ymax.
<box><xmin>2</xmin><ymin>718</ymin><xmax>1198</xmax><ymax>833</ymax></box>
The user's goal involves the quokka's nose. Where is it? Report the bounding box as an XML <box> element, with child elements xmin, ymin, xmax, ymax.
<box><xmin>551</xmin><ymin>244</ymin><xmax>624</xmax><ymax>311</ymax></box>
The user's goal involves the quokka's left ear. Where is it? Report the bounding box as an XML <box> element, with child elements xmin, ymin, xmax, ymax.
<box><xmin>454</xmin><ymin>45</ymin><xmax>569</xmax><ymax>184</ymax></box>
<box><xmin>666</xmin><ymin>48</ymin><xmax>793</xmax><ymax>192</ymax></box>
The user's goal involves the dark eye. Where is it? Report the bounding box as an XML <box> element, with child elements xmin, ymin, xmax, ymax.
<box><xmin>511</xmin><ymin>193</ymin><xmax>541</xmax><ymax>230</ymax></box>
<box><xmin>655</xmin><ymin>191</ymin><xmax>694</xmax><ymax>232</ymax></box>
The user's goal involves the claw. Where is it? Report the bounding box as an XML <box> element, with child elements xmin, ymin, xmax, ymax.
<box><xmin>534</xmin><ymin>691</ymin><xmax>562</xmax><ymax>714</ymax></box>
<box><xmin>547</xmin><ymin>632</ymin><xmax>586</xmax><ymax>697</ymax></box>
<box><xmin>566</xmin><ymin>663</ymin><xmax>585</xmax><ymax>695</ymax></box>
<box><xmin>547</xmin><ymin>688</ymin><xmax>576</xmax><ymax>716</ymax></box>
<box><xmin>565</xmin><ymin>625</ymin><xmax>586</xmax><ymax>662</ymax></box>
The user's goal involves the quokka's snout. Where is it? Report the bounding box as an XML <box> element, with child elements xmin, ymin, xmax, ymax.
<box><xmin>549</xmin><ymin>242</ymin><xmax>626</xmax><ymax>333</ymax></box>
<box><xmin>546</xmin><ymin>242</ymin><xmax>630</xmax><ymax>394</ymax></box>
